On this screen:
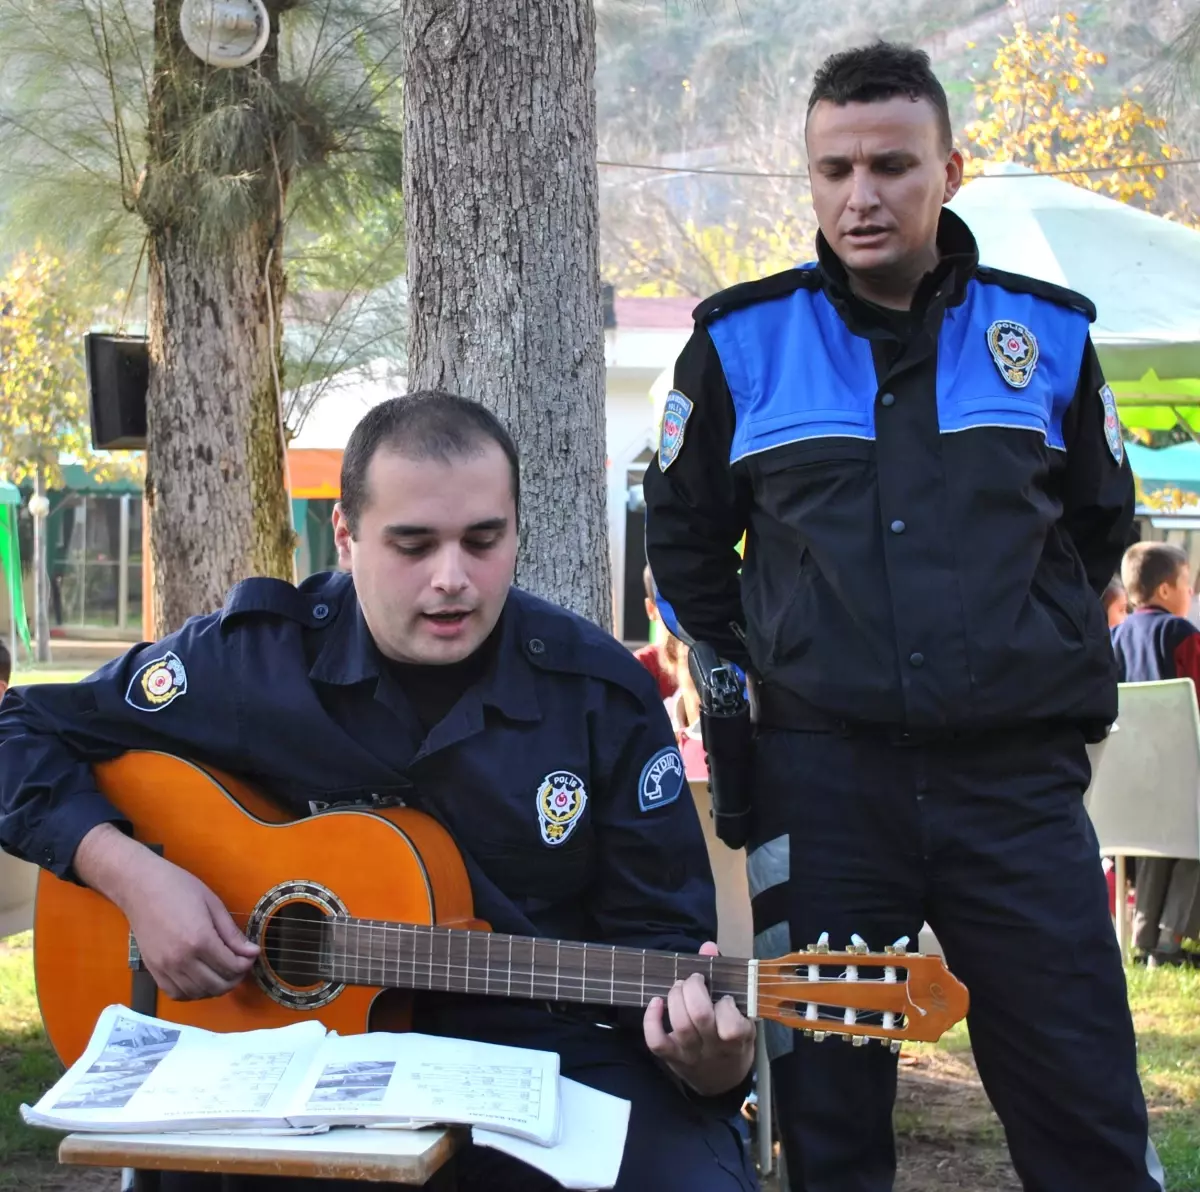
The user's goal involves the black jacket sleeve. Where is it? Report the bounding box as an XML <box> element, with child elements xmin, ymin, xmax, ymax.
<box><xmin>1059</xmin><ymin>337</ymin><xmax>1135</xmax><ymax>594</ymax></box>
<box><xmin>642</xmin><ymin>327</ymin><xmax>751</xmax><ymax>662</ymax></box>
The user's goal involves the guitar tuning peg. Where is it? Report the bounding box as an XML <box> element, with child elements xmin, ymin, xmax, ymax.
<box><xmin>840</xmin><ymin>1033</ymin><xmax>852</xmax><ymax>1043</ymax></box>
<box><xmin>891</xmin><ymin>935</ymin><xmax>910</xmax><ymax>955</ymax></box>
<box><xmin>851</xmin><ymin>1035</ymin><xmax>867</xmax><ymax>1047</ymax></box>
<box><xmin>850</xmin><ymin>933</ymin><xmax>868</xmax><ymax>952</ymax></box>
<box><xmin>889</xmin><ymin>1040</ymin><xmax>901</xmax><ymax>1054</ymax></box>
<box><xmin>812</xmin><ymin>1031</ymin><xmax>827</xmax><ymax>1043</ymax></box>
<box><xmin>803</xmin><ymin>1029</ymin><xmax>814</xmax><ymax>1039</ymax></box>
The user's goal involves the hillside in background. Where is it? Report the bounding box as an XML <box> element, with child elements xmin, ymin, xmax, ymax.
<box><xmin>595</xmin><ymin>0</ymin><xmax>1200</xmax><ymax>292</ymax></box>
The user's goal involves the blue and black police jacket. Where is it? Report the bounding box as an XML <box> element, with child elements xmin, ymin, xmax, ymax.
<box><xmin>644</xmin><ymin>210</ymin><xmax>1134</xmax><ymax>733</ymax></box>
<box><xmin>0</xmin><ymin>573</ymin><xmax>715</xmax><ymax>960</ymax></box>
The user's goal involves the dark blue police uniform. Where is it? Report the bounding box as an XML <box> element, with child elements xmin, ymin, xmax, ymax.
<box><xmin>644</xmin><ymin>210</ymin><xmax>1162</xmax><ymax>1192</ymax></box>
<box><xmin>0</xmin><ymin>572</ymin><xmax>756</xmax><ymax>1192</ymax></box>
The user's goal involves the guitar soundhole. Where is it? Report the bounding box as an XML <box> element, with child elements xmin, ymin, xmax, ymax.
<box><xmin>262</xmin><ymin>901</ymin><xmax>329</xmax><ymax>988</ymax></box>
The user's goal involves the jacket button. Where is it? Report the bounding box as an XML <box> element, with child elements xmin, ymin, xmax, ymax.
<box><xmin>909</xmin><ymin>652</ymin><xmax>925</xmax><ymax>668</ymax></box>
<box><xmin>880</xmin><ymin>392</ymin><xmax>896</xmax><ymax>407</ymax></box>
<box><xmin>890</xmin><ymin>520</ymin><xmax>906</xmax><ymax>535</ymax></box>
<box><xmin>527</xmin><ymin>638</ymin><xmax>545</xmax><ymax>655</ymax></box>
<box><xmin>312</xmin><ymin>603</ymin><xmax>330</xmax><ymax>620</ymax></box>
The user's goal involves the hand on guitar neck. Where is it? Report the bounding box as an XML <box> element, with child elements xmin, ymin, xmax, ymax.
<box><xmin>644</xmin><ymin>940</ymin><xmax>756</xmax><ymax>1097</ymax></box>
<box><xmin>73</xmin><ymin>823</ymin><xmax>260</xmax><ymax>1001</ymax></box>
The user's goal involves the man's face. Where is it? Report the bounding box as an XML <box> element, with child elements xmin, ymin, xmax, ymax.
<box><xmin>333</xmin><ymin>443</ymin><xmax>519</xmax><ymax>665</ymax></box>
<box><xmin>807</xmin><ymin>96</ymin><xmax>963</xmax><ymax>284</ymax></box>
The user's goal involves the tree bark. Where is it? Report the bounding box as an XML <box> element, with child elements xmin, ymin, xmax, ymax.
<box><xmin>142</xmin><ymin>1</ymin><xmax>294</xmax><ymax>635</ymax></box>
<box><xmin>145</xmin><ymin>226</ymin><xmax>293</xmax><ymax>635</ymax></box>
<box><xmin>403</xmin><ymin>0</ymin><xmax>612</xmax><ymax>629</ymax></box>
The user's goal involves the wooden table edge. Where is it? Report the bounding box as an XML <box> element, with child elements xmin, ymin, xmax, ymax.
<box><xmin>58</xmin><ymin>1128</ymin><xmax>463</xmax><ymax>1185</ymax></box>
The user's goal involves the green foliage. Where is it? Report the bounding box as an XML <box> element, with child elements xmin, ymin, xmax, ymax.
<box><xmin>0</xmin><ymin>250</ymin><xmax>133</xmax><ymax>487</ymax></box>
<box><xmin>0</xmin><ymin>0</ymin><xmax>407</xmax><ymax>392</ymax></box>
<box><xmin>964</xmin><ymin>14</ymin><xmax>1189</xmax><ymax>215</ymax></box>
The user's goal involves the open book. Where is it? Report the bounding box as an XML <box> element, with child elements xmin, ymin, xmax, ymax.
<box><xmin>23</xmin><ymin>1005</ymin><xmax>567</xmax><ymax>1144</ymax></box>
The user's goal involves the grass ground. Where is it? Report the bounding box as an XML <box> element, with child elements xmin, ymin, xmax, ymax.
<box><xmin>2</xmin><ymin>928</ymin><xmax>1197</xmax><ymax>1191</ymax></box>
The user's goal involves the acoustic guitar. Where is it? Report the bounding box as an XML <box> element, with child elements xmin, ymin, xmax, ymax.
<box><xmin>34</xmin><ymin>752</ymin><xmax>968</xmax><ymax>1067</ymax></box>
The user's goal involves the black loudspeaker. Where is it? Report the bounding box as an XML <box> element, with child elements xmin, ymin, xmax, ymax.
<box><xmin>85</xmin><ymin>332</ymin><xmax>149</xmax><ymax>450</ymax></box>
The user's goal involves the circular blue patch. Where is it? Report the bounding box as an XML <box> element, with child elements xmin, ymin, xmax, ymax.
<box><xmin>639</xmin><ymin>746</ymin><xmax>685</xmax><ymax>812</ymax></box>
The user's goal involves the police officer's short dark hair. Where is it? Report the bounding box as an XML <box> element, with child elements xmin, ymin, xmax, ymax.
<box><xmin>808</xmin><ymin>42</ymin><xmax>954</xmax><ymax>154</ymax></box>
<box><xmin>339</xmin><ymin>391</ymin><xmax>520</xmax><ymax>534</ymax></box>
<box><xmin>0</xmin><ymin>640</ymin><xmax>9</xmax><ymax>685</ymax></box>
<box><xmin>1121</xmin><ymin>542</ymin><xmax>1190</xmax><ymax>607</ymax></box>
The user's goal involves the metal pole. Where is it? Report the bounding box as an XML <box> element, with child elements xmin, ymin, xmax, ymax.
<box><xmin>118</xmin><ymin>494</ymin><xmax>130</xmax><ymax>630</ymax></box>
<box><xmin>32</xmin><ymin>469</ymin><xmax>49</xmax><ymax>664</ymax></box>
<box><xmin>7</xmin><ymin>522</ymin><xmax>15</xmax><ymax>672</ymax></box>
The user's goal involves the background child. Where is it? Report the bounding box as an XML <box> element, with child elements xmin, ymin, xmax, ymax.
<box><xmin>634</xmin><ymin>564</ymin><xmax>679</xmax><ymax>699</ymax></box>
<box><xmin>1111</xmin><ymin>542</ymin><xmax>1200</xmax><ymax>967</ymax></box>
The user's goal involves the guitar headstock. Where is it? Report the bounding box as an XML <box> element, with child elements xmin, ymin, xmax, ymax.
<box><xmin>754</xmin><ymin>941</ymin><xmax>968</xmax><ymax>1049</ymax></box>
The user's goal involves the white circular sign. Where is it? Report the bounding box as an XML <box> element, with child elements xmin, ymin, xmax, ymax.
<box><xmin>180</xmin><ymin>0</ymin><xmax>271</xmax><ymax>69</ymax></box>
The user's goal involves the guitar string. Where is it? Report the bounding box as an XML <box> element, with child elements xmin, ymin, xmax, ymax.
<box><xmin>211</xmin><ymin>924</ymin><xmax>911</xmax><ymax>989</ymax></box>
<box><xmin>213</xmin><ymin>912</ymin><xmax>913</xmax><ymax>980</ymax></box>
<box><xmin>224</xmin><ymin>927</ymin><xmax>907</xmax><ymax>984</ymax></box>
<box><xmin>198</xmin><ymin>943</ymin><xmax>912</xmax><ymax>999</ymax></box>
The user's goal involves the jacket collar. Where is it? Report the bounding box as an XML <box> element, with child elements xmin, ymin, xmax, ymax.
<box><xmin>816</xmin><ymin>207</ymin><xmax>979</xmax><ymax>336</ymax></box>
<box><xmin>309</xmin><ymin>581</ymin><xmax>541</xmax><ymax>723</ymax></box>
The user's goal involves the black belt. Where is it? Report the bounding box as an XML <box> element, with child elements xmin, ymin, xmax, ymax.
<box><xmin>755</xmin><ymin>683</ymin><xmax>1098</xmax><ymax>746</ymax></box>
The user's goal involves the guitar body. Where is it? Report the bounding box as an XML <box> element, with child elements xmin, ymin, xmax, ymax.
<box><xmin>34</xmin><ymin>752</ymin><xmax>480</xmax><ymax>1067</ymax></box>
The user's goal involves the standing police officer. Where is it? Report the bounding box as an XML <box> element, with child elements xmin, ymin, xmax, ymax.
<box><xmin>0</xmin><ymin>393</ymin><xmax>756</xmax><ymax>1192</ymax></box>
<box><xmin>644</xmin><ymin>43</ymin><xmax>1160</xmax><ymax>1192</ymax></box>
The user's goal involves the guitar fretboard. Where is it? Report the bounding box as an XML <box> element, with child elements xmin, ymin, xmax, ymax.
<box><xmin>320</xmin><ymin>919</ymin><xmax>753</xmax><ymax>1013</ymax></box>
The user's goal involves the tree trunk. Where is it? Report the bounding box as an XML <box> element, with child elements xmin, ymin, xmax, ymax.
<box><xmin>142</xmin><ymin>1</ymin><xmax>294</xmax><ymax>635</ymax></box>
<box><xmin>145</xmin><ymin>227</ymin><xmax>294</xmax><ymax>635</ymax></box>
<box><xmin>403</xmin><ymin>0</ymin><xmax>612</xmax><ymax>629</ymax></box>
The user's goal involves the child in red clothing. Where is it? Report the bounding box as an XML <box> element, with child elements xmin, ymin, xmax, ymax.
<box><xmin>634</xmin><ymin>564</ymin><xmax>679</xmax><ymax>700</ymax></box>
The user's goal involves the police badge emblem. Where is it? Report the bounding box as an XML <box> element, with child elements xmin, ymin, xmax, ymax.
<box><xmin>987</xmin><ymin>320</ymin><xmax>1040</xmax><ymax>389</ymax></box>
<box><xmin>657</xmin><ymin>389</ymin><xmax>694</xmax><ymax>471</ymax></box>
<box><xmin>125</xmin><ymin>650</ymin><xmax>188</xmax><ymax>712</ymax></box>
<box><xmin>1100</xmin><ymin>384</ymin><xmax>1124</xmax><ymax>464</ymax></box>
<box><xmin>536</xmin><ymin>770</ymin><xmax>588</xmax><ymax>846</ymax></box>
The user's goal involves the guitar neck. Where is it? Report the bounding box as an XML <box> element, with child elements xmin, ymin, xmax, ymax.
<box><xmin>324</xmin><ymin>919</ymin><xmax>755</xmax><ymax>1015</ymax></box>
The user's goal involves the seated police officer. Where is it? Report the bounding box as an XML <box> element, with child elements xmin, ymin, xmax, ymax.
<box><xmin>0</xmin><ymin>393</ymin><xmax>756</xmax><ymax>1192</ymax></box>
<box><xmin>645</xmin><ymin>42</ymin><xmax>1160</xmax><ymax>1192</ymax></box>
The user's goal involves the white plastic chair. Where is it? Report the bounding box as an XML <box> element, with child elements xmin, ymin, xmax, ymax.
<box><xmin>1083</xmin><ymin>679</ymin><xmax>1200</xmax><ymax>956</ymax></box>
<box><xmin>0</xmin><ymin>851</ymin><xmax>37</xmax><ymax>939</ymax></box>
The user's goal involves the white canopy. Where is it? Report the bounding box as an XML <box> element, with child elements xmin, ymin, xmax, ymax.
<box><xmin>948</xmin><ymin>163</ymin><xmax>1200</xmax><ymax>384</ymax></box>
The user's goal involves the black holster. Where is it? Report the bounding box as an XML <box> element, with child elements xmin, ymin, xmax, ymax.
<box><xmin>688</xmin><ymin>642</ymin><xmax>754</xmax><ymax>850</ymax></box>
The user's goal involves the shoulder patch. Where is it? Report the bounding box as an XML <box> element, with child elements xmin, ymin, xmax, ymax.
<box><xmin>220</xmin><ymin>578</ymin><xmax>336</xmax><ymax>629</ymax></box>
<box><xmin>639</xmin><ymin>746</ymin><xmax>685</xmax><ymax>812</ymax></box>
<box><xmin>974</xmin><ymin>266</ymin><xmax>1097</xmax><ymax>321</ymax></box>
<box><xmin>658</xmin><ymin>389</ymin><xmax>694</xmax><ymax>471</ymax></box>
<box><xmin>126</xmin><ymin>651</ymin><xmax>187</xmax><ymax>712</ymax></box>
<box><xmin>693</xmin><ymin>266</ymin><xmax>821</xmax><ymax>326</ymax></box>
<box><xmin>1100</xmin><ymin>384</ymin><xmax>1124</xmax><ymax>464</ymax></box>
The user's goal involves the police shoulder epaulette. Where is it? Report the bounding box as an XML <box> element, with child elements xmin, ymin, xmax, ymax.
<box><xmin>526</xmin><ymin>633</ymin><xmax>660</xmax><ymax>707</ymax></box>
<box><xmin>974</xmin><ymin>265</ymin><xmax>1096</xmax><ymax>321</ymax></box>
<box><xmin>692</xmin><ymin>266</ymin><xmax>821</xmax><ymax>326</ymax></box>
<box><xmin>513</xmin><ymin>591</ymin><xmax>659</xmax><ymax>705</ymax></box>
<box><xmin>220</xmin><ymin>577</ymin><xmax>338</xmax><ymax>629</ymax></box>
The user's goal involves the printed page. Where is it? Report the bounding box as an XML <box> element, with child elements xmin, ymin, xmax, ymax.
<box><xmin>472</xmin><ymin>1076</ymin><xmax>631</xmax><ymax>1190</ymax></box>
<box><xmin>285</xmin><ymin>1031</ymin><xmax>560</xmax><ymax>1145</ymax></box>
<box><xmin>23</xmin><ymin>1006</ymin><xmax>329</xmax><ymax>1133</ymax></box>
